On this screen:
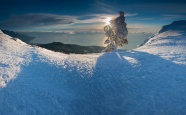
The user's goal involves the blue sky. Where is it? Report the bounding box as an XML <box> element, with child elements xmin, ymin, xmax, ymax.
<box><xmin>0</xmin><ymin>0</ymin><xmax>186</xmax><ymax>33</ymax></box>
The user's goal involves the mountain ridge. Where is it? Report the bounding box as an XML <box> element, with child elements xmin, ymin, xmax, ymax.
<box><xmin>159</xmin><ymin>20</ymin><xmax>186</xmax><ymax>33</ymax></box>
<box><xmin>1</xmin><ymin>30</ymin><xmax>35</xmax><ymax>43</ymax></box>
<box><xmin>37</xmin><ymin>42</ymin><xmax>105</xmax><ymax>54</ymax></box>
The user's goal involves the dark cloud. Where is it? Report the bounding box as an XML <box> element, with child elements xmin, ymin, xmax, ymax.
<box><xmin>0</xmin><ymin>13</ymin><xmax>76</xmax><ymax>29</ymax></box>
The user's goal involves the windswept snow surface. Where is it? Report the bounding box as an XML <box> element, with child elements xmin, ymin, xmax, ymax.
<box><xmin>0</xmin><ymin>29</ymin><xmax>186</xmax><ymax>115</ymax></box>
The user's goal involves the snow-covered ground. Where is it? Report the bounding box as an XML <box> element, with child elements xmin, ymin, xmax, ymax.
<box><xmin>0</xmin><ymin>25</ymin><xmax>186</xmax><ymax>115</ymax></box>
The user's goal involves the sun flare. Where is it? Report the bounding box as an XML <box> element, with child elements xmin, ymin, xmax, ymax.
<box><xmin>105</xmin><ymin>17</ymin><xmax>112</xmax><ymax>25</ymax></box>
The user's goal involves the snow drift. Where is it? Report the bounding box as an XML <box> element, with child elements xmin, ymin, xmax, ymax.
<box><xmin>0</xmin><ymin>21</ymin><xmax>186</xmax><ymax>115</ymax></box>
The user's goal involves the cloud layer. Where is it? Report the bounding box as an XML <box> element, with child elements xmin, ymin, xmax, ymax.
<box><xmin>0</xmin><ymin>13</ymin><xmax>76</xmax><ymax>28</ymax></box>
<box><xmin>0</xmin><ymin>12</ymin><xmax>138</xmax><ymax>31</ymax></box>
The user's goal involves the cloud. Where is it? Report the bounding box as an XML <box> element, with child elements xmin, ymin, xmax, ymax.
<box><xmin>0</xmin><ymin>12</ymin><xmax>138</xmax><ymax>32</ymax></box>
<box><xmin>125</xmin><ymin>13</ymin><xmax>138</xmax><ymax>17</ymax></box>
<box><xmin>161</xmin><ymin>14</ymin><xmax>186</xmax><ymax>20</ymax></box>
<box><xmin>0</xmin><ymin>13</ymin><xmax>76</xmax><ymax>28</ymax></box>
<box><xmin>95</xmin><ymin>1</ymin><xmax>115</xmax><ymax>14</ymax></box>
<box><xmin>93</xmin><ymin>1</ymin><xmax>140</xmax><ymax>16</ymax></box>
<box><xmin>75</xmin><ymin>13</ymin><xmax>138</xmax><ymax>25</ymax></box>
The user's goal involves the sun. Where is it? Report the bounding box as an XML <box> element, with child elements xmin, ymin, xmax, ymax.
<box><xmin>105</xmin><ymin>17</ymin><xmax>112</xmax><ymax>25</ymax></box>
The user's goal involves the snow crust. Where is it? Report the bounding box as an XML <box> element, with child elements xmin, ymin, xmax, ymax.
<box><xmin>0</xmin><ymin>29</ymin><xmax>186</xmax><ymax>115</ymax></box>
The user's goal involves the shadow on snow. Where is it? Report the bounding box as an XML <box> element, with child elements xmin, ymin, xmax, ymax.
<box><xmin>0</xmin><ymin>50</ymin><xmax>186</xmax><ymax>115</ymax></box>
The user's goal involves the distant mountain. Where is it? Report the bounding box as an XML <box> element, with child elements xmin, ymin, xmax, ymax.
<box><xmin>1</xmin><ymin>30</ymin><xmax>35</xmax><ymax>43</ymax></box>
<box><xmin>38</xmin><ymin>42</ymin><xmax>105</xmax><ymax>54</ymax></box>
<box><xmin>159</xmin><ymin>20</ymin><xmax>186</xmax><ymax>33</ymax></box>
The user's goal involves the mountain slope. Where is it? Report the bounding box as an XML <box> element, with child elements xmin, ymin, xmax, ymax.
<box><xmin>1</xmin><ymin>30</ymin><xmax>35</xmax><ymax>43</ymax></box>
<box><xmin>0</xmin><ymin>21</ymin><xmax>186</xmax><ymax>115</ymax></box>
<box><xmin>159</xmin><ymin>20</ymin><xmax>186</xmax><ymax>33</ymax></box>
<box><xmin>38</xmin><ymin>42</ymin><xmax>105</xmax><ymax>54</ymax></box>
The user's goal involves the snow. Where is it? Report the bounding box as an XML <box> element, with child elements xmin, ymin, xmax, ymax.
<box><xmin>139</xmin><ymin>30</ymin><xmax>186</xmax><ymax>65</ymax></box>
<box><xmin>0</xmin><ymin>30</ymin><xmax>31</xmax><ymax>87</ymax></box>
<box><xmin>0</xmin><ymin>27</ymin><xmax>186</xmax><ymax>115</ymax></box>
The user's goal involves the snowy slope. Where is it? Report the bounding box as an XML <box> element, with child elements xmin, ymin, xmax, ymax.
<box><xmin>0</xmin><ymin>30</ymin><xmax>31</xmax><ymax>87</ymax></box>
<box><xmin>0</xmin><ymin>22</ymin><xmax>186</xmax><ymax>115</ymax></box>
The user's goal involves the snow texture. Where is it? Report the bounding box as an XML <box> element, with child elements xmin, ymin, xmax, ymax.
<box><xmin>0</xmin><ymin>26</ymin><xmax>186</xmax><ymax>114</ymax></box>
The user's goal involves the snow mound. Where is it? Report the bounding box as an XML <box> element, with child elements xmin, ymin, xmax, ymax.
<box><xmin>0</xmin><ymin>25</ymin><xmax>186</xmax><ymax>115</ymax></box>
<box><xmin>0</xmin><ymin>30</ymin><xmax>98</xmax><ymax>88</ymax></box>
